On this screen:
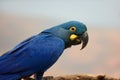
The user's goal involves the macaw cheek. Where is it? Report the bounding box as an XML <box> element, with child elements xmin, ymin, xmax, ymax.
<box><xmin>69</xmin><ymin>34</ymin><xmax>78</xmax><ymax>41</ymax></box>
<box><xmin>69</xmin><ymin>34</ymin><xmax>81</xmax><ymax>45</ymax></box>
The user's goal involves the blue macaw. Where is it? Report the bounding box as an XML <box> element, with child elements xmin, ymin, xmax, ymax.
<box><xmin>0</xmin><ymin>21</ymin><xmax>88</xmax><ymax>80</ymax></box>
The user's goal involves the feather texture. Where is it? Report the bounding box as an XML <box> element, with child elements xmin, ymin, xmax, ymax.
<box><xmin>0</xmin><ymin>33</ymin><xmax>65</xmax><ymax>80</ymax></box>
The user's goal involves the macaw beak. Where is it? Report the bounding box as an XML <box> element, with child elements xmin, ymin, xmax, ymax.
<box><xmin>80</xmin><ymin>32</ymin><xmax>89</xmax><ymax>50</ymax></box>
<box><xmin>69</xmin><ymin>32</ymin><xmax>88</xmax><ymax>49</ymax></box>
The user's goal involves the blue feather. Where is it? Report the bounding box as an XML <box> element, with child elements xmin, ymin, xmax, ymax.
<box><xmin>0</xmin><ymin>33</ymin><xmax>65</xmax><ymax>80</ymax></box>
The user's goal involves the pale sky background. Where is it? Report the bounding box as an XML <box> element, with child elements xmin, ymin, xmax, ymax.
<box><xmin>0</xmin><ymin>0</ymin><xmax>120</xmax><ymax>27</ymax></box>
<box><xmin>0</xmin><ymin>0</ymin><xmax>120</xmax><ymax>78</ymax></box>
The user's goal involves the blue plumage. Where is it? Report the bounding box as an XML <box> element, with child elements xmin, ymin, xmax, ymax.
<box><xmin>0</xmin><ymin>21</ymin><xmax>88</xmax><ymax>80</ymax></box>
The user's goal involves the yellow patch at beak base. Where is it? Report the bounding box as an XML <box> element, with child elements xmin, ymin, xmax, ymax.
<box><xmin>70</xmin><ymin>34</ymin><xmax>78</xmax><ymax>41</ymax></box>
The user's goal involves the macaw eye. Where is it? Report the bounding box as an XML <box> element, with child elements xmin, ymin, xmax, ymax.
<box><xmin>69</xmin><ymin>26</ymin><xmax>76</xmax><ymax>32</ymax></box>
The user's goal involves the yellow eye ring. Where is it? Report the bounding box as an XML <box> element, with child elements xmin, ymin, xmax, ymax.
<box><xmin>69</xmin><ymin>26</ymin><xmax>76</xmax><ymax>32</ymax></box>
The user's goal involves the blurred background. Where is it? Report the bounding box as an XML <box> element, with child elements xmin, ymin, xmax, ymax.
<box><xmin>0</xmin><ymin>0</ymin><xmax>120</xmax><ymax>78</ymax></box>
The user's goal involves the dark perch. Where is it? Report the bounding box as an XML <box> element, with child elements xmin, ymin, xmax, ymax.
<box><xmin>25</xmin><ymin>75</ymin><xmax>120</xmax><ymax>80</ymax></box>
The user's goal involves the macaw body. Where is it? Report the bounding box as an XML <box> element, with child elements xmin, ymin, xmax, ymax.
<box><xmin>0</xmin><ymin>21</ymin><xmax>88</xmax><ymax>80</ymax></box>
<box><xmin>0</xmin><ymin>34</ymin><xmax>64</xmax><ymax>80</ymax></box>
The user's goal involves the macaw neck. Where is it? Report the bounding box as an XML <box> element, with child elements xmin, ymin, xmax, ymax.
<box><xmin>41</xmin><ymin>27</ymin><xmax>72</xmax><ymax>48</ymax></box>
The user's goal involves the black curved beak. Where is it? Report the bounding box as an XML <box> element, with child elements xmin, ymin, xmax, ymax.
<box><xmin>80</xmin><ymin>32</ymin><xmax>89</xmax><ymax>50</ymax></box>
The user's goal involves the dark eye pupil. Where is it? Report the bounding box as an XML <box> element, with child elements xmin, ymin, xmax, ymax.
<box><xmin>71</xmin><ymin>28</ymin><xmax>75</xmax><ymax>30</ymax></box>
<box><xmin>69</xmin><ymin>27</ymin><xmax>76</xmax><ymax>31</ymax></box>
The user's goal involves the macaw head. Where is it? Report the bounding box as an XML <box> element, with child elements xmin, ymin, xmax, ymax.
<box><xmin>42</xmin><ymin>21</ymin><xmax>89</xmax><ymax>49</ymax></box>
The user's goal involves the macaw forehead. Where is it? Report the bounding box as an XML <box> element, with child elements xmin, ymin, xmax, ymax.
<box><xmin>57</xmin><ymin>21</ymin><xmax>87</xmax><ymax>33</ymax></box>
